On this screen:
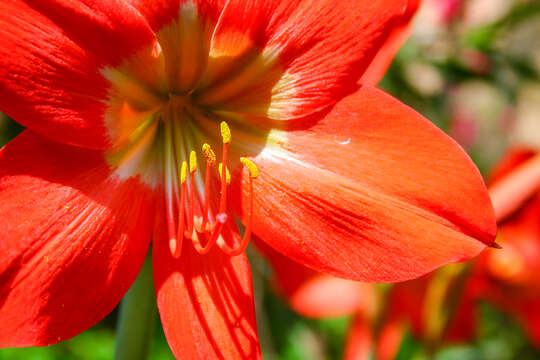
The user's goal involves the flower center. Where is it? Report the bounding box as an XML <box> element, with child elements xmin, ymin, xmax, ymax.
<box><xmin>100</xmin><ymin>2</ymin><xmax>298</xmax><ymax>257</ymax></box>
<box><xmin>161</xmin><ymin>114</ymin><xmax>259</xmax><ymax>259</ymax></box>
<box><xmin>104</xmin><ymin>63</ymin><xmax>264</xmax><ymax>257</ymax></box>
<box><xmin>103</xmin><ymin>56</ymin><xmax>263</xmax><ymax>258</ymax></box>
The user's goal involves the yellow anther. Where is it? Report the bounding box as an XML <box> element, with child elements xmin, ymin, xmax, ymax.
<box><xmin>218</xmin><ymin>162</ymin><xmax>231</xmax><ymax>184</ymax></box>
<box><xmin>240</xmin><ymin>157</ymin><xmax>259</xmax><ymax>179</ymax></box>
<box><xmin>180</xmin><ymin>161</ymin><xmax>188</xmax><ymax>183</ymax></box>
<box><xmin>189</xmin><ymin>150</ymin><xmax>197</xmax><ymax>173</ymax></box>
<box><xmin>202</xmin><ymin>143</ymin><xmax>216</xmax><ymax>165</ymax></box>
<box><xmin>220</xmin><ymin>121</ymin><xmax>231</xmax><ymax>144</ymax></box>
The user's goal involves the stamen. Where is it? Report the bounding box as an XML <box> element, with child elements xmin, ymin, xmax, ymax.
<box><xmin>190</xmin><ymin>150</ymin><xmax>197</xmax><ymax>173</ymax></box>
<box><xmin>164</xmin><ymin>119</ymin><xmax>180</xmax><ymax>258</ymax></box>
<box><xmin>220</xmin><ymin>121</ymin><xmax>231</xmax><ymax>144</ymax></box>
<box><xmin>201</xmin><ymin>143</ymin><xmax>216</xmax><ymax>231</ymax></box>
<box><xmin>240</xmin><ymin>157</ymin><xmax>259</xmax><ymax>178</ymax></box>
<box><xmin>219</xmin><ymin>122</ymin><xmax>230</xmax><ymax>214</ymax></box>
<box><xmin>192</xmin><ymin>213</ymin><xmax>228</xmax><ymax>255</ymax></box>
<box><xmin>165</xmin><ymin>121</ymin><xmax>259</xmax><ymax>258</ymax></box>
<box><xmin>187</xmin><ymin>150</ymin><xmax>197</xmax><ymax>234</ymax></box>
<box><xmin>219</xmin><ymin>160</ymin><xmax>258</xmax><ymax>256</ymax></box>
<box><xmin>202</xmin><ymin>143</ymin><xmax>216</xmax><ymax>164</ymax></box>
<box><xmin>218</xmin><ymin>163</ymin><xmax>231</xmax><ymax>184</ymax></box>
<box><xmin>175</xmin><ymin>161</ymin><xmax>188</xmax><ymax>257</ymax></box>
<box><xmin>180</xmin><ymin>160</ymin><xmax>188</xmax><ymax>184</ymax></box>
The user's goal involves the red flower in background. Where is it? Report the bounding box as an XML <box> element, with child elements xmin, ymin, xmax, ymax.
<box><xmin>0</xmin><ymin>0</ymin><xmax>496</xmax><ymax>358</ymax></box>
<box><xmin>258</xmin><ymin>244</ymin><xmax>476</xmax><ymax>360</ymax></box>
<box><xmin>371</xmin><ymin>149</ymin><xmax>540</xmax><ymax>356</ymax></box>
<box><xmin>476</xmin><ymin>148</ymin><xmax>540</xmax><ymax>344</ymax></box>
<box><xmin>437</xmin><ymin>0</ymin><xmax>463</xmax><ymax>24</ymax></box>
<box><xmin>264</xmin><ymin>148</ymin><xmax>539</xmax><ymax>360</ymax></box>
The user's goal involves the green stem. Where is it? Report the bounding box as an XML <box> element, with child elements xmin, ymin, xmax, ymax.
<box><xmin>115</xmin><ymin>255</ymin><xmax>158</xmax><ymax>360</ymax></box>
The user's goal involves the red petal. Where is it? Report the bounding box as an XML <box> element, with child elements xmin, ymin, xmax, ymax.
<box><xmin>265</xmin><ymin>0</ymin><xmax>417</xmax><ymax>120</ymax></box>
<box><xmin>255</xmin><ymin>237</ymin><xmax>373</xmax><ymax>318</ymax></box>
<box><xmin>0</xmin><ymin>0</ymin><xmax>155</xmax><ymax>149</ymax></box>
<box><xmin>0</xmin><ymin>131</ymin><xmax>156</xmax><ymax>346</ymax></box>
<box><xmin>360</xmin><ymin>0</ymin><xmax>421</xmax><ymax>86</ymax></box>
<box><xmin>240</xmin><ymin>86</ymin><xmax>496</xmax><ymax>282</ymax></box>
<box><xmin>481</xmin><ymin>194</ymin><xmax>540</xmax><ymax>288</ymax></box>
<box><xmin>477</xmin><ymin>149</ymin><xmax>540</xmax><ymax>288</ymax></box>
<box><xmin>508</xmin><ymin>296</ymin><xmax>540</xmax><ymax>346</ymax></box>
<box><xmin>195</xmin><ymin>0</ymin><xmax>416</xmax><ymax>121</ymax></box>
<box><xmin>444</xmin><ymin>279</ymin><xmax>477</xmax><ymax>342</ymax></box>
<box><xmin>344</xmin><ymin>314</ymin><xmax>373</xmax><ymax>360</ymax></box>
<box><xmin>487</xmin><ymin>148</ymin><xmax>538</xmax><ymax>184</ymax></box>
<box><xmin>385</xmin><ymin>275</ymin><xmax>475</xmax><ymax>343</ymax></box>
<box><xmin>375</xmin><ymin>320</ymin><xmax>407</xmax><ymax>360</ymax></box>
<box><xmin>488</xmin><ymin>148</ymin><xmax>540</xmax><ymax>221</ymax></box>
<box><xmin>153</xmin><ymin>212</ymin><xmax>261</xmax><ymax>360</ymax></box>
<box><xmin>385</xmin><ymin>278</ymin><xmax>428</xmax><ymax>336</ymax></box>
<box><xmin>127</xmin><ymin>0</ymin><xmax>183</xmax><ymax>31</ymax></box>
<box><xmin>128</xmin><ymin>0</ymin><xmax>221</xmax><ymax>32</ymax></box>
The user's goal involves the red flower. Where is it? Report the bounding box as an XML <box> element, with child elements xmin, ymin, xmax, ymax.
<box><xmin>371</xmin><ymin>149</ymin><xmax>540</xmax><ymax>355</ymax></box>
<box><xmin>254</xmin><ymin>240</ymin><xmax>378</xmax><ymax>359</ymax></box>
<box><xmin>268</xmin><ymin>148</ymin><xmax>539</xmax><ymax>360</ymax></box>
<box><xmin>0</xmin><ymin>0</ymin><xmax>496</xmax><ymax>358</ymax></box>
<box><xmin>258</xmin><ymin>243</ymin><xmax>482</xmax><ymax>360</ymax></box>
<box><xmin>476</xmin><ymin>148</ymin><xmax>540</xmax><ymax>345</ymax></box>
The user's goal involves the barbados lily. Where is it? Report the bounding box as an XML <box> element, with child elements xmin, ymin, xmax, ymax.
<box><xmin>283</xmin><ymin>148</ymin><xmax>540</xmax><ymax>360</ymax></box>
<box><xmin>378</xmin><ymin>149</ymin><xmax>540</xmax><ymax>351</ymax></box>
<box><xmin>0</xmin><ymin>0</ymin><xmax>496</xmax><ymax>358</ymax></box>
<box><xmin>368</xmin><ymin>149</ymin><xmax>540</xmax><ymax>356</ymax></box>
<box><xmin>476</xmin><ymin>148</ymin><xmax>540</xmax><ymax>345</ymax></box>
<box><xmin>255</xmin><ymin>240</ymin><xmax>378</xmax><ymax>359</ymax></box>
<box><xmin>258</xmin><ymin>242</ymin><xmax>476</xmax><ymax>360</ymax></box>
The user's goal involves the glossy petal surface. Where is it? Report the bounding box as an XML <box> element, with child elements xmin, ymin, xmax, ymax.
<box><xmin>359</xmin><ymin>0</ymin><xmax>420</xmax><ymax>85</ymax></box>
<box><xmin>0</xmin><ymin>0</ymin><xmax>155</xmax><ymax>148</ymax></box>
<box><xmin>192</xmin><ymin>0</ymin><xmax>417</xmax><ymax>123</ymax></box>
<box><xmin>153</xmin><ymin>213</ymin><xmax>261</xmax><ymax>360</ymax></box>
<box><xmin>242</xmin><ymin>86</ymin><xmax>496</xmax><ymax>282</ymax></box>
<box><xmin>0</xmin><ymin>131</ymin><xmax>155</xmax><ymax>346</ymax></box>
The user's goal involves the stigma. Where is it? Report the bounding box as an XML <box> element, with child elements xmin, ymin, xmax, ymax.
<box><xmin>164</xmin><ymin>121</ymin><xmax>259</xmax><ymax>258</ymax></box>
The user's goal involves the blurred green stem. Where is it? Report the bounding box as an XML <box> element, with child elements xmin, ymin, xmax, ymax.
<box><xmin>115</xmin><ymin>255</ymin><xmax>158</xmax><ymax>360</ymax></box>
